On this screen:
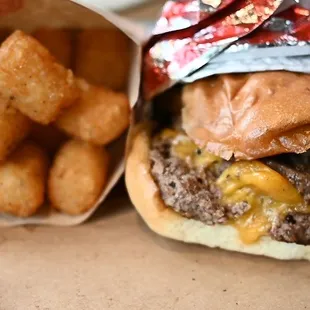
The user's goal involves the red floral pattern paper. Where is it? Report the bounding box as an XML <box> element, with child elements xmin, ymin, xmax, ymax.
<box><xmin>144</xmin><ymin>0</ymin><xmax>283</xmax><ymax>99</ymax></box>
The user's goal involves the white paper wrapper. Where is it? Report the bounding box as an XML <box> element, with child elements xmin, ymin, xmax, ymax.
<box><xmin>0</xmin><ymin>0</ymin><xmax>143</xmax><ymax>227</ymax></box>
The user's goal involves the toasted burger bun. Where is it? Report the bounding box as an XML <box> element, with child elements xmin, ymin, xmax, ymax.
<box><xmin>182</xmin><ymin>72</ymin><xmax>310</xmax><ymax>160</ymax></box>
<box><xmin>125</xmin><ymin>123</ymin><xmax>310</xmax><ymax>261</ymax></box>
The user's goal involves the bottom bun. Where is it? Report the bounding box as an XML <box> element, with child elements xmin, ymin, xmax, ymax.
<box><xmin>125</xmin><ymin>123</ymin><xmax>310</xmax><ymax>261</ymax></box>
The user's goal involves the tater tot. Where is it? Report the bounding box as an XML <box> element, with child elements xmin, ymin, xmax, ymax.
<box><xmin>0</xmin><ymin>98</ymin><xmax>32</xmax><ymax>161</ymax></box>
<box><xmin>33</xmin><ymin>28</ymin><xmax>73</xmax><ymax>68</ymax></box>
<box><xmin>0</xmin><ymin>30</ymin><xmax>79</xmax><ymax>124</ymax></box>
<box><xmin>56</xmin><ymin>79</ymin><xmax>130</xmax><ymax>145</ymax></box>
<box><xmin>75</xmin><ymin>28</ymin><xmax>131</xmax><ymax>91</ymax></box>
<box><xmin>48</xmin><ymin>140</ymin><xmax>109</xmax><ymax>215</ymax></box>
<box><xmin>30</xmin><ymin>123</ymin><xmax>67</xmax><ymax>154</ymax></box>
<box><xmin>0</xmin><ymin>142</ymin><xmax>49</xmax><ymax>217</ymax></box>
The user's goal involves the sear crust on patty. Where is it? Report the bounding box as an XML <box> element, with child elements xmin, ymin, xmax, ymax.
<box><xmin>271</xmin><ymin>213</ymin><xmax>310</xmax><ymax>245</ymax></box>
<box><xmin>151</xmin><ymin>147</ymin><xmax>227</xmax><ymax>225</ymax></box>
<box><xmin>150</xmin><ymin>133</ymin><xmax>310</xmax><ymax>245</ymax></box>
<box><xmin>150</xmin><ymin>137</ymin><xmax>249</xmax><ymax>225</ymax></box>
<box><xmin>264</xmin><ymin>155</ymin><xmax>310</xmax><ymax>204</ymax></box>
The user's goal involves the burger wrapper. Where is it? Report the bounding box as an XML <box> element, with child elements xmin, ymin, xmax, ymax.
<box><xmin>182</xmin><ymin>3</ymin><xmax>310</xmax><ymax>83</ymax></box>
<box><xmin>143</xmin><ymin>0</ymin><xmax>310</xmax><ymax>99</ymax></box>
<box><xmin>0</xmin><ymin>0</ymin><xmax>144</xmax><ymax>227</ymax></box>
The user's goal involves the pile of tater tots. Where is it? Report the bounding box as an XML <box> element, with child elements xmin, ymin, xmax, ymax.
<box><xmin>0</xmin><ymin>28</ymin><xmax>130</xmax><ymax>217</ymax></box>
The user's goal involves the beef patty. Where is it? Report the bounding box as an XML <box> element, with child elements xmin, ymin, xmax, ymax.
<box><xmin>150</xmin><ymin>133</ymin><xmax>310</xmax><ymax>245</ymax></box>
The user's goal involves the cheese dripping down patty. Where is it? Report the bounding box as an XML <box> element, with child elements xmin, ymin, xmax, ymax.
<box><xmin>157</xmin><ymin>129</ymin><xmax>310</xmax><ymax>244</ymax></box>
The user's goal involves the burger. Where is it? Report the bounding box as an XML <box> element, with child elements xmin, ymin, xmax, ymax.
<box><xmin>125</xmin><ymin>71</ymin><xmax>310</xmax><ymax>260</ymax></box>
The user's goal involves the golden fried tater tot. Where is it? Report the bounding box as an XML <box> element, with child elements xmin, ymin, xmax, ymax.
<box><xmin>48</xmin><ymin>140</ymin><xmax>109</xmax><ymax>215</ymax></box>
<box><xmin>33</xmin><ymin>28</ymin><xmax>73</xmax><ymax>68</ymax></box>
<box><xmin>0</xmin><ymin>30</ymin><xmax>79</xmax><ymax>124</ymax></box>
<box><xmin>0</xmin><ymin>98</ymin><xmax>32</xmax><ymax>161</ymax></box>
<box><xmin>0</xmin><ymin>142</ymin><xmax>49</xmax><ymax>217</ymax></box>
<box><xmin>75</xmin><ymin>28</ymin><xmax>130</xmax><ymax>91</ymax></box>
<box><xmin>56</xmin><ymin>79</ymin><xmax>130</xmax><ymax>145</ymax></box>
<box><xmin>30</xmin><ymin>123</ymin><xmax>67</xmax><ymax>154</ymax></box>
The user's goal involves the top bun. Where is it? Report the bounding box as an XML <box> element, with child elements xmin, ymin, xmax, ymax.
<box><xmin>182</xmin><ymin>71</ymin><xmax>310</xmax><ymax>160</ymax></box>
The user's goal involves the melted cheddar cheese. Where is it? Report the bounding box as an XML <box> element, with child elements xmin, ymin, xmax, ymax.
<box><xmin>216</xmin><ymin>161</ymin><xmax>308</xmax><ymax>243</ymax></box>
<box><xmin>159</xmin><ymin>129</ymin><xmax>221</xmax><ymax>168</ymax></box>
<box><xmin>157</xmin><ymin>130</ymin><xmax>310</xmax><ymax>244</ymax></box>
